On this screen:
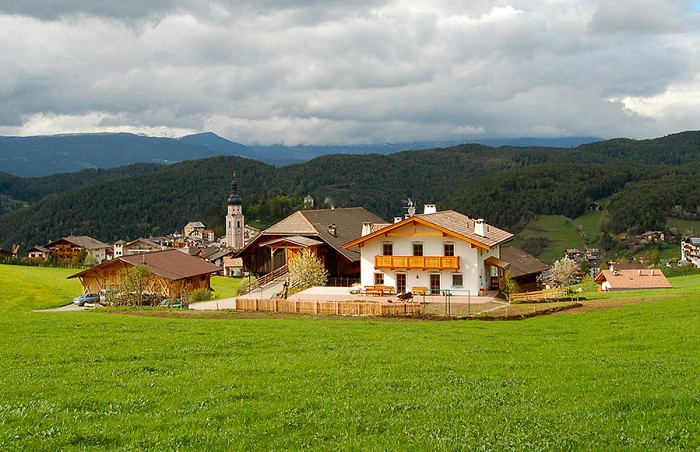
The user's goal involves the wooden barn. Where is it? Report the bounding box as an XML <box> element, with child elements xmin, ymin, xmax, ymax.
<box><xmin>68</xmin><ymin>249</ymin><xmax>221</xmax><ymax>297</ymax></box>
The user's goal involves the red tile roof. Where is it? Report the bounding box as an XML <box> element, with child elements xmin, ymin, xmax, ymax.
<box><xmin>594</xmin><ymin>269</ymin><xmax>672</xmax><ymax>290</ymax></box>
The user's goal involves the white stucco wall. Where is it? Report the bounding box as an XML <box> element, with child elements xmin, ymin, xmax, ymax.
<box><xmin>359</xmin><ymin>222</ymin><xmax>503</xmax><ymax>295</ymax></box>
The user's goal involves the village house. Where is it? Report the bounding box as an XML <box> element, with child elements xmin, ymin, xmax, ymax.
<box><xmin>113</xmin><ymin>238</ymin><xmax>165</xmax><ymax>257</ymax></box>
<box><xmin>68</xmin><ymin>249</ymin><xmax>221</xmax><ymax>298</ymax></box>
<box><xmin>594</xmin><ymin>267</ymin><xmax>672</xmax><ymax>291</ymax></box>
<box><xmin>33</xmin><ymin>235</ymin><xmax>111</xmax><ymax>263</ymax></box>
<box><xmin>236</xmin><ymin>207</ymin><xmax>385</xmax><ymax>285</ymax></box>
<box><xmin>342</xmin><ymin>205</ymin><xmax>514</xmax><ymax>295</ymax></box>
<box><xmin>499</xmin><ymin>246</ymin><xmax>549</xmax><ymax>292</ymax></box>
<box><xmin>0</xmin><ymin>245</ymin><xmax>18</xmax><ymax>258</ymax></box>
<box><xmin>25</xmin><ymin>245</ymin><xmax>50</xmax><ymax>260</ymax></box>
<box><xmin>681</xmin><ymin>237</ymin><xmax>700</xmax><ymax>267</ymax></box>
<box><xmin>184</xmin><ymin>222</ymin><xmax>206</xmax><ymax>240</ymax></box>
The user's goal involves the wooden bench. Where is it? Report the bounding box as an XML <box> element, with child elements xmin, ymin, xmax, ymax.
<box><xmin>412</xmin><ymin>286</ymin><xmax>428</xmax><ymax>296</ymax></box>
<box><xmin>364</xmin><ymin>285</ymin><xmax>395</xmax><ymax>296</ymax></box>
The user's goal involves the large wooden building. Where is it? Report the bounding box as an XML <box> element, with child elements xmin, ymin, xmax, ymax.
<box><xmin>68</xmin><ymin>249</ymin><xmax>221</xmax><ymax>297</ymax></box>
<box><xmin>236</xmin><ymin>207</ymin><xmax>385</xmax><ymax>285</ymax></box>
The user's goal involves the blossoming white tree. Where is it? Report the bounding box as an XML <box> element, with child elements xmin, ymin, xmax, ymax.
<box><xmin>288</xmin><ymin>249</ymin><xmax>329</xmax><ymax>290</ymax></box>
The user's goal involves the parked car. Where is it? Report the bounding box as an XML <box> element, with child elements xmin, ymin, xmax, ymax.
<box><xmin>98</xmin><ymin>289</ymin><xmax>117</xmax><ymax>303</ymax></box>
<box><xmin>73</xmin><ymin>293</ymin><xmax>100</xmax><ymax>306</ymax></box>
<box><xmin>159</xmin><ymin>298</ymin><xmax>184</xmax><ymax>308</ymax></box>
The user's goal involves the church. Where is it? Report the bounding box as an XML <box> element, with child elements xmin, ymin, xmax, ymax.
<box><xmin>224</xmin><ymin>173</ymin><xmax>259</xmax><ymax>251</ymax></box>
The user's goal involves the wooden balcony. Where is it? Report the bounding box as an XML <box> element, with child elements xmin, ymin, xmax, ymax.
<box><xmin>375</xmin><ymin>255</ymin><xmax>459</xmax><ymax>270</ymax></box>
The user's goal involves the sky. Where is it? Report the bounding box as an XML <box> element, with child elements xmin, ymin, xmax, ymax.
<box><xmin>1</xmin><ymin>1</ymin><xmax>700</xmax><ymax>145</ymax></box>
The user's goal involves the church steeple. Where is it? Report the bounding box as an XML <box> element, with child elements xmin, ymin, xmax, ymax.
<box><xmin>227</xmin><ymin>174</ymin><xmax>242</xmax><ymax>206</ymax></box>
<box><xmin>225</xmin><ymin>172</ymin><xmax>245</xmax><ymax>249</ymax></box>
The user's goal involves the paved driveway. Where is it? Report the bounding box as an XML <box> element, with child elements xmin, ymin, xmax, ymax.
<box><xmin>189</xmin><ymin>298</ymin><xmax>237</xmax><ymax>310</ymax></box>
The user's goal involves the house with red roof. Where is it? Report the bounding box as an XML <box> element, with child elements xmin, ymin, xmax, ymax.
<box><xmin>594</xmin><ymin>268</ymin><xmax>672</xmax><ymax>291</ymax></box>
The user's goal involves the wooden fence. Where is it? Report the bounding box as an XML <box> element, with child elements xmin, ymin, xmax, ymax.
<box><xmin>509</xmin><ymin>287</ymin><xmax>568</xmax><ymax>303</ymax></box>
<box><xmin>235</xmin><ymin>299</ymin><xmax>423</xmax><ymax>317</ymax></box>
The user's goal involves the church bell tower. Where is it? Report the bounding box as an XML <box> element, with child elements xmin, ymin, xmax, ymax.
<box><xmin>226</xmin><ymin>172</ymin><xmax>244</xmax><ymax>249</ymax></box>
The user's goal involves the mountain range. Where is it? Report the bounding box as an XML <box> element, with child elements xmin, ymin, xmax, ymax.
<box><xmin>0</xmin><ymin>132</ymin><xmax>602</xmax><ymax>177</ymax></box>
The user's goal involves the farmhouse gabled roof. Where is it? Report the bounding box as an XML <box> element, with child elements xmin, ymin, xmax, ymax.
<box><xmin>69</xmin><ymin>249</ymin><xmax>221</xmax><ymax>282</ymax></box>
<box><xmin>260</xmin><ymin>236</ymin><xmax>324</xmax><ymax>248</ymax></box>
<box><xmin>49</xmin><ymin>235</ymin><xmax>110</xmax><ymax>250</ymax></box>
<box><xmin>594</xmin><ymin>268</ymin><xmax>672</xmax><ymax>290</ymax></box>
<box><xmin>126</xmin><ymin>238</ymin><xmax>162</xmax><ymax>249</ymax></box>
<box><xmin>27</xmin><ymin>245</ymin><xmax>50</xmax><ymax>253</ymax></box>
<box><xmin>500</xmin><ymin>246</ymin><xmax>549</xmax><ymax>278</ymax></box>
<box><xmin>343</xmin><ymin>210</ymin><xmax>513</xmax><ymax>250</ymax></box>
<box><xmin>238</xmin><ymin>207</ymin><xmax>385</xmax><ymax>262</ymax></box>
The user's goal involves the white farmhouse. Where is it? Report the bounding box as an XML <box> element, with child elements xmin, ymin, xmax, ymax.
<box><xmin>681</xmin><ymin>237</ymin><xmax>700</xmax><ymax>267</ymax></box>
<box><xmin>342</xmin><ymin>205</ymin><xmax>513</xmax><ymax>296</ymax></box>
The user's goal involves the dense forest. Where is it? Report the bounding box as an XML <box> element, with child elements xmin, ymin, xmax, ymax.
<box><xmin>1</xmin><ymin>131</ymin><xmax>700</xmax><ymax>251</ymax></box>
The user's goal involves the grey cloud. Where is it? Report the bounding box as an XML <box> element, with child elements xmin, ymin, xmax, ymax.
<box><xmin>588</xmin><ymin>0</ymin><xmax>690</xmax><ymax>34</ymax></box>
<box><xmin>1</xmin><ymin>1</ymin><xmax>699</xmax><ymax>143</ymax></box>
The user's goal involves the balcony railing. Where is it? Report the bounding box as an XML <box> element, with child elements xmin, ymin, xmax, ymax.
<box><xmin>375</xmin><ymin>255</ymin><xmax>459</xmax><ymax>270</ymax></box>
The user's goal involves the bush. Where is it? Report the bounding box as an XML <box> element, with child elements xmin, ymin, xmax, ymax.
<box><xmin>236</xmin><ymin>277</ymin><xmax>258</xmax><ymax>296</ymax></box>
<box><xmin>189</xmin><ymin>289</ymin><xmax>211</xmax><ymax>302</ymax></box>
<box><xmin>580</xmin><ymin>274</ymin><xmax>598</xmax><ymax>292</ymax></box>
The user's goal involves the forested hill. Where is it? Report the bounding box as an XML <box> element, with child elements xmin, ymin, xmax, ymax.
<box><xmin>1</xmin><ymin>131</ymin><xmax>699</xmax><ymax>251</ymax></box>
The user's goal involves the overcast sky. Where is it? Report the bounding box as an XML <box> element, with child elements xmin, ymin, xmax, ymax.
<box><xmin>1</xmin><ymin>1</ymin><xmax>699</xmax><ymax>145</ymax></box>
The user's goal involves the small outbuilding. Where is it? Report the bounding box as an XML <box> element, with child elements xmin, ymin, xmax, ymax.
<box><xmin>594</xmin><ymin>268</ymin><xmax>672</xmax><ymax>291</ymax></box>
<box><xmin>68</xmin><ymin>249</ymin><xmax>221</xmax><ymax>297</ymax></box>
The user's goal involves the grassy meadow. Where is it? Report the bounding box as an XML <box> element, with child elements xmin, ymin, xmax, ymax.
<box><xmin>512</xmin><ymin>215</ymin><xmax>590</xmax><ymax>263</ymax></box>
<box><xmin>0</xmin><ymin>264</ymin><xmax>698</xmax><ymax>450</ymax></box>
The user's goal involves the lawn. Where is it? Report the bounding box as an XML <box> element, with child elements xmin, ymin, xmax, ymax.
<box><xmin>512</xmin><ymin>215</ymin><xmax>585</xmax><ymax>263</ymax></box>
<box><xmin>667</xmin><ymin>216</ymin><xmax>700</xmax><ymax>236</ymax></box>
<box><xmin>1</xmin><ymin>264</ymin><xmax>698</xmax><ymax>450</ymax></box>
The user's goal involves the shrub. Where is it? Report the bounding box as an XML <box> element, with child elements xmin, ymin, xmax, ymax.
<box><xmin>580</xmin><ymin>274</ymin><xmax>598</xmax><ymax>292</ymax></box>
<box><xmin>189</xmin><ymin>289</ymin><xmax>211</xmax><ymax>302</ymax></box>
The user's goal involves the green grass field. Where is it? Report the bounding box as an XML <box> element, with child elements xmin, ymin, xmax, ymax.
<box><xmin>512</xmin><ymin>215</ymin><xmax>589</xmax><ymax>263</ymax></box>
<box><xmin>667</xmin><ymin>216</ymin><xmax>700</xmax><ymax>236</ymax></box>
<box><xmin>1</xmin><ymin>264</ymin><xmax>698</xmax><ymax>450</ymax></box>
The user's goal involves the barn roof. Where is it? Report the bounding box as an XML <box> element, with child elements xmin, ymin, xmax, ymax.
<box><xmin>69</xmin><ymin>249</ymin><xmax>220</xmax><ymax>282</ymax></box>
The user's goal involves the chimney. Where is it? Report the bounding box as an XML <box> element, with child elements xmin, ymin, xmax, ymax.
<box><xmin>395</xmin><ymin>216</ymin><xmax>403</xmax><ymax>223</ymax></box>
<box><xmin>423</xmin><ymin>204</ymin><xmax>437</xmax><ymax>214</ymax></box>
<box><xmin>475</xmin><ymin>219</ymin><xmax>485</xmax><ymax>236</ymax></box>
<box><xmin>362</xmin><ymin>222</ymin><xmax>372</xmax><ymax>236</ymax></box>
<box><xmin>650</xmin><ymin>269</ymin><xmax>655</xmax><ymax>276</ymax></box>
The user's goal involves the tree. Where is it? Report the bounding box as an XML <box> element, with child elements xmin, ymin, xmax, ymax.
<box><xmin>72</xmin><ymin>248</ymin><xmax>87</xmax><ymax>265</ymax></box>
<box><xmin>551</xmin><ymin>257</ymin><xmax>578</xmax><ymax>288</ymax></box>
<box><xmin>84</xmin><ymin>253</ymin><xmax>99</xmax><ymax>267</ymax></box>
<box><xmin>502</xmin><ymin>271</ymin><xmax>519</xmax><ymax>302</ymax></box>
<box><xmin>288</xmin><ymin>249</ymin><xmax>328</xmax><ymax>291</ymax></box>
<box><xmin>115</xmin><ymin>265</ymin><xmax>156</xmax><ymax>306</ymax></box>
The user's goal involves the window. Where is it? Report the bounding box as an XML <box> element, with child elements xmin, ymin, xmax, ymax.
<box><xmin>444</xmin><ymin>243</ymin><xmax>455</xmax><ymax>256</ymax></box>
<box><xmin>413</xmin><ymin>242</ymin><xmax>423</xmax><ymax>256</ymax></box>
<box><xmin>452</xmin><ymin>274</ymin><xmax>463</xmax><ymax>287</ymax></box>
<box><xmin>382</xmin><ymin>242</ymin><xmax>393</xmax><ymax>256</ymax></box>
<box><xmin>374</xmin><ymin>273</ymin><xmax>384</xmax><ymax>285</ymax></box>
